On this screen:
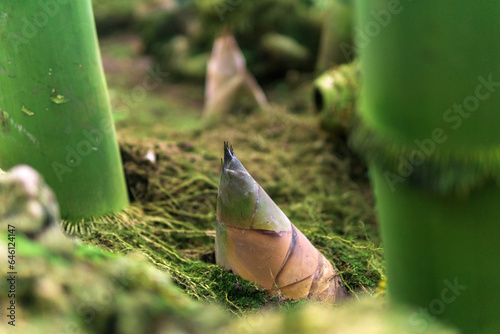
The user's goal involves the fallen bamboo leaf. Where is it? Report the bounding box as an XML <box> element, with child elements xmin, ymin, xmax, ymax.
<box><xmin>215</xmin><ymin>143</ymin><xmax>346</xmax><ymax>302</ymax></box>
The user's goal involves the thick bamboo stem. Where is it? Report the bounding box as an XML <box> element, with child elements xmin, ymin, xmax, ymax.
<box><xmin>0</xmin><ymin>0</ymin><xmax>128</xmax><ymax>220</ymax></box>
<box><xmin>353</xmin><ymin>1</ymin><xmax>500</xmax><ymax>332</ymax></box>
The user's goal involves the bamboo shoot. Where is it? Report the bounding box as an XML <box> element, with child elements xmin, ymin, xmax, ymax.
<box><xmin>215</xmin><ymin>143</ymin><xmax>345</xmax><ymax>302</ymax></box>
<box><xmin>204</xmin><ymin>32</ymin><xmax>269</xmax><ymax>120</ymax></box>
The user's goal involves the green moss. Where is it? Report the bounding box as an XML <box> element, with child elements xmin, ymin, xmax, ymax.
<box><xmin>0</xmin><ymin>231</ymin><xmax>228</xmax><ymax>334</ymax></box>
<box><xmin>63</xmin><ymin>203</ymin><xmax>278</xmax><ymax>314</ymax></box>
<box><xmin>0</xmin><ymin>231</ymin><xmax>456</xmax><ymax>333</ymax></box>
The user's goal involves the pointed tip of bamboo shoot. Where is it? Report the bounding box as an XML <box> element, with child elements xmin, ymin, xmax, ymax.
<box><xmin>223</xmin><ymin>141</ymin><xmax>233</xmax><ymax>167</ymax></box>
<box><xmin>222</xmin><ymin>142</ymin><xmax>247</xmax><ymax>174</ymax></box>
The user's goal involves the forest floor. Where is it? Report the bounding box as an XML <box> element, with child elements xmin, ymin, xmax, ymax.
<box><xmin>64</xmin><ymin>33</ymin><xmax>384</xmax><ymax>314</ymax></box>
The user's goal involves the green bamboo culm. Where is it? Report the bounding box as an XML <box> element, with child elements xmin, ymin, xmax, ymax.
<box><xmin>313</xmin><ymin>60</ymin><xmax>358</xmax><ymax>134</ymax></box>
<box><xmin>352</xmin><ymin>1</ymin><xmax>500</xmax><ymax>333</ymax></box>
<box><xmin>0</xmin><ymin>0</ymin><xmax>129</xmax><ymax>220</ymax></box>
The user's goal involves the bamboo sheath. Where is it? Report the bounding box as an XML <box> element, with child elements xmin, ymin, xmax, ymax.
<box><xmin>215</xmin><ymin>144</ymin><xmax>345</xmax><ymax>302</ymax></box>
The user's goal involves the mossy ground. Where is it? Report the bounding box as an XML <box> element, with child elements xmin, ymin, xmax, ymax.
<box><xmin>62</xmin><ymin>33</ymin><xmax>384</xmax><ymax>315</ymax></box>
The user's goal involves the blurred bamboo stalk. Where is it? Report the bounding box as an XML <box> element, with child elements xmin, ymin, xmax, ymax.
<box><xmin>353</xmin><ymin>1</ymin><xmax>500</xmax><ymax>332</ymax></box>
<box><xmin>314</xmin><ymin>61</ymin><xmax>359</xmax><ymax>134</ymax></box>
